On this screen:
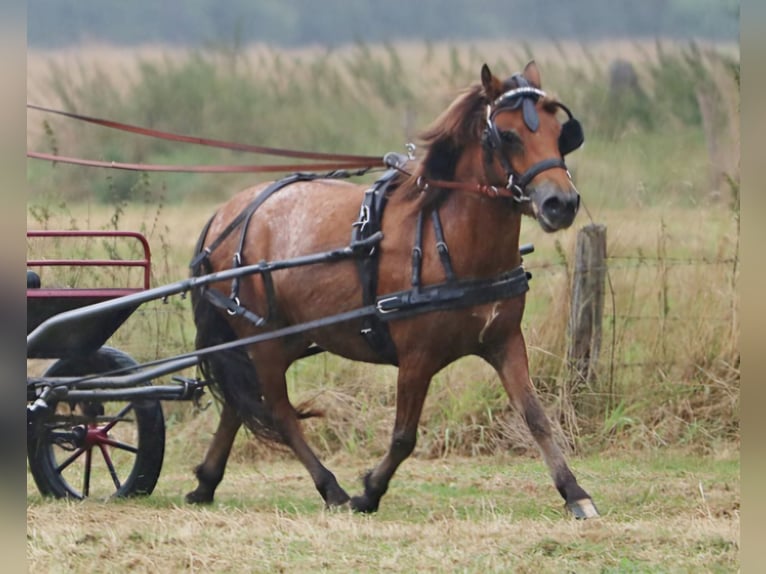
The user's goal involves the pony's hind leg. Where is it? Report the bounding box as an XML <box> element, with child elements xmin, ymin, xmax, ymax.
<box><xmin>255</xmin><ymin>356</ymin><xmax>351</xmax><ymax>507</ymax></box>
<box><xmin>350</xmin><ymin>361</ymin><xmax>434</xmax><ymax>513</ymax></box>
<box><xmin>484</xmin><ymin>332</ymin><xmax>599</xmax><ymax>519</ymax></box>
<box><xmin>186</xmin><ymin>402</ymin><xmax>242</xmax><ymax>504</ymax></box>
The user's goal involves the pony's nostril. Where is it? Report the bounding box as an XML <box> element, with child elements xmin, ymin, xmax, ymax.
<box><xmin>541</xmin><ymin>196</ymin><xmax>563</xmax><ymax>218</ymax></box>
<box><xmin>540</xmin><ymin>192</ymin><xmax>578</xmax><ymax>227</ymax></box>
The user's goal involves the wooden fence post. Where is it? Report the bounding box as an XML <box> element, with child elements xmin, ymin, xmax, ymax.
<box><xmin>567</xmin><ymin>224</ymin><xmax>607</xmax><ymax>386</ymax></box>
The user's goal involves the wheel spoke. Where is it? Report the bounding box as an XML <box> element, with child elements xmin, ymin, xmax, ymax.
<box><xmin>55</xmin><ymin>447</ymin><xmax>87</xmax><ymax>473</ymax></box>
<box><xmin>99</xmin><ymin>437</ymin><xmax>139</xmax><ymax>454</ymax></box>
<box><xmin>83</xmin><ymin>447</ymin><xmax>92</xmax><ymax>497</ymax></box>
<box><xmin>101</xmin><ymin>403</ymin><xmax>134</xmax><ymax>434</ymax></box>
<box><xmin>98</xmin><ymin>444</ymin><xmax>122</xmax><ymax>490</ymax></box>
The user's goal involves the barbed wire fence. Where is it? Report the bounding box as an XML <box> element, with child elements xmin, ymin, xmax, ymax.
<box><xmin>520</xmin><ymin>222</ymin><xmax>739</xmax><ymax>449</ymax></box>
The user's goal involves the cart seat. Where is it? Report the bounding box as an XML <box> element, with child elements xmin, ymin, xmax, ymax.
<box><xmin>27</xmin><ymin>270</ymin><xmax>41</xmax><ymax>288</ymax></box>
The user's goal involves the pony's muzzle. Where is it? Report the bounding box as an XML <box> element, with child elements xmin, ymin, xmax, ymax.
<box><xmin>532</xmin><ymin>183</ymin><xmax>580</xmax><ymax>232</ymax></box>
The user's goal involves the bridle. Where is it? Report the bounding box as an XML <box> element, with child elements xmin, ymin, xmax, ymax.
<box><xmin>408</xmin><ymin>77</ymin><xmax>585</xmax><ymax>203</ymax></box>
<box><xmin>481</xmin><ymin>75</ymin><xmax>584</xmax><ymax>204</ymax></box>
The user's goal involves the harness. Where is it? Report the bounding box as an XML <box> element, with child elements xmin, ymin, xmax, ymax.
<box><xmin>189</xmin><ymin>160</ymin><xmax>530</xmax><ymax>364</ymax></box>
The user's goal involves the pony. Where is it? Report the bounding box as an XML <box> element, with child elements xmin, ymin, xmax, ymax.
<box><xmin>185</xmin><ymin>60</ymin><xmax>598</xmax><ymax>519</ymax></box>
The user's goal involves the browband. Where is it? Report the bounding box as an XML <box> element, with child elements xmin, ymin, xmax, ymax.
<box><xmin>491</xmin><ymin>86</ymin><xmax>546</xmax><ymax>108</ymax></box>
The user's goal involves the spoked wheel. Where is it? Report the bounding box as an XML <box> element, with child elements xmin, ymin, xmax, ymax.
<box><xmin>27</xmin><ymin>347</ymin><xmax>165</xmax><ymax>500</ymax></box>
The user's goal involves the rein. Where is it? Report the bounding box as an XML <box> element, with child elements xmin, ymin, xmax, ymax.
<box><xmin>394</xmin><ymin>158</ymin><xmax>567</xmax><ymax>203</ymax></box>
<box><xmin>27</xmin><ymin>103</ymin><xmax>387</xmax><ymax>172</ymax></box>
<box><xmin>27</xmin><ymin>151</ymin><xmax>382</xmax><ymax>174</ymax></box>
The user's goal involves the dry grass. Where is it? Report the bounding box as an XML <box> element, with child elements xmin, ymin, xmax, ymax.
<box><xmin>27</xmin><ymin>452</ymin><xmax>739</xmax><ymax>573</ymax></box>
<box><xmin>26</xmin><ymin>196</ymin><xmax>739</xmax><ymax>456</ymax></box>
<box><xmin>26</xmin><ymin>38</ymin><xmax>739</xmax><ymax>95</ymax></box>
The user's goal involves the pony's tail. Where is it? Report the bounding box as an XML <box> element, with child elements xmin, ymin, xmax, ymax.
<box><xmin>190</xmin><ymin>218</ymin><xmax>321</xmax><ymax>445</ymax></box>
<box><xmin>190</xmin><ymin>219</ymin><xmax>286</xmax><ymax>444</ymax></box>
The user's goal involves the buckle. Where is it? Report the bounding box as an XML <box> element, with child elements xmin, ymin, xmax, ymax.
<box><xmin>353</xmin><ymin>205</ymin><xmax>370</xmax><ymax>232</ymax></box>
<box><xmin>376</xmin><ymin>296</ymin><xmax>400</xmax><ymax>314</ymax></box>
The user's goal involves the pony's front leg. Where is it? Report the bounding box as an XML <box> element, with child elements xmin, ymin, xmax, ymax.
<box><xmin>350</xmin><ymin>362</ymin><xmax>434</xmax><ymax>513</ymax></box>
<box><xmin>186</xmin><ymin>402</ymin><xmax>242</xmax><ymax>504</ymax></box>
<box><xmin>484</xmin><ymin>331</ymin><xmax>599</xmax><ymax>519</ymax></box>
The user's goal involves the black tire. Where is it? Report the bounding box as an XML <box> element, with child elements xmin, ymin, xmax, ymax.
<box><xmin>27</xmin><ymin>347</ymin><xmax>165</xmax><ymax>500</ymax></box>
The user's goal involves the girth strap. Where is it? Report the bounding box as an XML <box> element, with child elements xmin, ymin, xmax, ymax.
<box><xmin>377</xmin><ymin>265</ymin><xmax>530</xmax><ymax>318</ymax></box>
<box><xmin>351</xmin><ymin>170</ymin><xmax>400</xmax><ymax>366</ymax></box>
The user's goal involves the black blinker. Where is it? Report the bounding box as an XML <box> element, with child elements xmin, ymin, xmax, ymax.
<box><xmin>558</xmin><ymin>118</ymin><xmax>584</xmax><ymax>156</ymax></box>
<box><xmin>510</xmin><ymin>73</ymin><xmax>540</xmax><ymax>132</ymax></box>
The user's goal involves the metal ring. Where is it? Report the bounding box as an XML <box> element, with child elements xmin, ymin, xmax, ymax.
<box><xmin>226</xmin><ymin>296</ymin><xmax>240</xmax><ymax>316</ymax></box>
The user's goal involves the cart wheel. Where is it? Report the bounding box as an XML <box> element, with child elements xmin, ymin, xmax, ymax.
<box><xmin>27</xmin><ymin>347</ymin><xmax>165</xmax><ymax>500</ymax></box>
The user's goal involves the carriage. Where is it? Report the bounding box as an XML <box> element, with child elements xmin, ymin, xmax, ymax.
<box><xmin>26</xmin><ymin>61</ymin><xmax>599</xmax><ymax>518</ymax></box>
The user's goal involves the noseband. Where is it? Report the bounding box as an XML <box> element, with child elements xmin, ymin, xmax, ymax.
<box><xmin>483</xmin><ymin>76</ymin><xmax>581</xmax><ymax>204</ymax></box>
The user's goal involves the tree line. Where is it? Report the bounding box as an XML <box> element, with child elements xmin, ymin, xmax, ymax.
<box><xmin>28</xmin><ymin>0</ymin><xmax>738</xmax><ymax>49</ymax></box>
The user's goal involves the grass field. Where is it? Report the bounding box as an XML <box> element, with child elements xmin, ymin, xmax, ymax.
<box><xmin>25</xmin><ymin>199</ymin><xmax>741</xmax><ymax>572</ymax></box>
<box><xmin>27</xmin><ymin>449</ymin><xmax>739</xmax><ymax>573</ymax></box>
<box><xmin>26</xmin><ymin>39</ymin><xmax>739</xmax><ymax>572</ymax></box>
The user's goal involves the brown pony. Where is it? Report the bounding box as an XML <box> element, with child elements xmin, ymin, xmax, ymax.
<box><xmin>186</xmin><ymin>61</ymin><xmax>598</xmax><ymax>519</ymax></box>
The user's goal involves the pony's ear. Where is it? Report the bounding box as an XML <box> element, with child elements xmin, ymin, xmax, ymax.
<box><xmin>481</xmin><ymin>63</ymin><xmax>504</xmax><ymax>100</ymax></box>
<box><xmin>523</xmin><ymin>60</ymin><xmax>542</xmax><ymax>88</ymax></box>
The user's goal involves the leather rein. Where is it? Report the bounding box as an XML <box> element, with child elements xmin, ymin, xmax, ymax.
<box><xmin>27</xmin><ymin>103</ymin><xmax>386</xmax><ymax>173</ymax></box>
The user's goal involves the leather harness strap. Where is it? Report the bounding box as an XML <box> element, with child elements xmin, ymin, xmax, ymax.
<box><xmin>192</xmin><ymin>172</ymin><xmax>357</xmax><ymax>327</ymax></box>
<box><xmin>351</xmin><ymin>170</ymin><xmax>400</xmax><ymax>365</ymax></box>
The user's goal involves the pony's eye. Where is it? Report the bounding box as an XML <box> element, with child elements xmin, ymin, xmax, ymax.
<box><xmin>499</xmin><ymin>130</ymin><xmax>522</xmax><ymax>148</ymax></box>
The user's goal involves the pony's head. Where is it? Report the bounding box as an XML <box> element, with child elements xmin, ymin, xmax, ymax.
<box><xmin>480</xmin><ymin>61</ymin><xmax>583</xmax><ymax>232</ymax></box>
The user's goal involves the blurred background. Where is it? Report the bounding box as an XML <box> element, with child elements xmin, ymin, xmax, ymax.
<box><xmin>29</xmin><ymin>0</ymin><xmax>739</xmax><ymax>48</ymax></box>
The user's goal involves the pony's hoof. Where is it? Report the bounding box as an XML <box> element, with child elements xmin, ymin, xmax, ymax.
<box><xmin>324</xmin><ymin>492</ymin><xmax>351</xmax><ymax>510</ymax></box>
<box><xmin>185</xmin><ymin>490</ymin><xmax>214</xmax><ymax>505</ymax></box>
<box><xmin>566</xmin><ymin>498</ymin><xmax>600</xmax><ymax>519</ymax></box>
<box><xmin>349</xmin><ymin>495</ymin><xmax>379</xmax><ymax>514</ymax></box>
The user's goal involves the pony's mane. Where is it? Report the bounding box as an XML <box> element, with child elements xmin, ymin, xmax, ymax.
<box><xmin>396</xmin><ymin>84</ymin><xmax>488</xmax><ymax>202</ymax></box>
<box><xmin>391</xmin><ymin>80</ymin><xmax>562</xmax><ymax>205</ymax></box>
